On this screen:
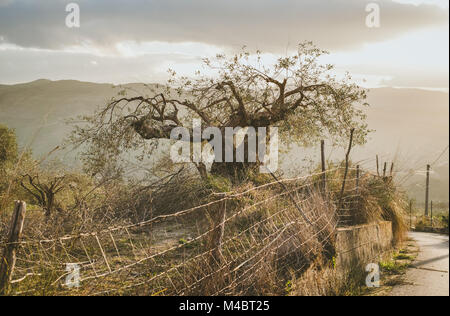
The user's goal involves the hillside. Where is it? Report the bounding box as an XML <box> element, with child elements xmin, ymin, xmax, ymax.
<box><xmin>0</xmin><ymin>80</ymin><xmax>448</xmax><ymax>201</ymax></box>
<box><xmin>0</xmin><ymin>79</ymin><xmax>160</xmax><ymax>159</ymax></box>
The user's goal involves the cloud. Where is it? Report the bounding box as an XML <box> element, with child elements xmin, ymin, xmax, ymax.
<box><xmin>0</xmin><ymin>47</ymin><xmax>202</xmax><ymax>84</ymax></box>
<box><xmin>0</xmin><ymin>0</ymin><xmax>447</xmax><ymax>53</ymax></box>
<box><xmin>0</xmin><ymin>0</ymin><xmax>14</xmax><ymax>7</ymax></box>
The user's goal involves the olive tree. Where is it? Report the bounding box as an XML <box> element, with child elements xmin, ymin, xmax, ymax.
<box><xmin>72</xmin><ymin>42</ymin><xmax>369</xmax><ymax>183</ymax></box>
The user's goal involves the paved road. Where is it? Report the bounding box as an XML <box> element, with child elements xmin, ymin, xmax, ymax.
<box><xmin>390</xmin><ymin>232</ymin><xmax>449</xmax><ymax>296</ymax></box>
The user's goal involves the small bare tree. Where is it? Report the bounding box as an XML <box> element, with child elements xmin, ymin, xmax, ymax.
<box><xmin>20</xmin><ymin>174</ymin><xmax>66</xmax><ymax>217</ymax></box>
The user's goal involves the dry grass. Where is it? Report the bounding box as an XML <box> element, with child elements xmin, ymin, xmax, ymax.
<box><xmin>1</xmin><ymin>165</ymin><xmax>409</xmax><ymax>296</ymax></box>
<box><xmin>351</xmin><ymin>175</ymin><xmax>408</xmax><ymax>245</ymax></box>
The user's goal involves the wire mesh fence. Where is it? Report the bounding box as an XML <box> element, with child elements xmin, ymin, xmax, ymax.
<box><xmin>1</xmin><ymin>166</ymin><xmax>393</xmax><ymax>296</ymax></box>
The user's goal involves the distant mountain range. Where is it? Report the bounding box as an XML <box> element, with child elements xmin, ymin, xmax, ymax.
<box><xmin>0</xmin><ymin>79</ymin><xmax>448</xmax><ymax>202</ymax></box>
<box><xmin>0</xmin><ymin>79</ymin><xmax>151</xmax><ymax>157</ymax></box>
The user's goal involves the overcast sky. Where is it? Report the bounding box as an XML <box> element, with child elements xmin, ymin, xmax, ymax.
<box><xmin>0</xmin><ymin>0</ymin><xmax>448</xmax><ymax>89</ymax></box>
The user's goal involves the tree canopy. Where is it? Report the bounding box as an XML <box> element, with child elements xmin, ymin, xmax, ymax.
<box><xmin>72</xmin><ymin>42</ymin><xmax>369</xmax><ymax>181</ymax></box>
<box><xmin>0</xmin><ymin>124</ymin><xmax>18</xmax><ymax>169</ymax></box>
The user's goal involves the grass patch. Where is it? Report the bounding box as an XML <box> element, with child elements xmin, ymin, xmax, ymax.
<box><xmin>393</xmin><ymin>253</ymin><xmax>414</xmax><ymax>261</ymax></box>
<box><xmin>380</xmin><ymin>260</ymin><xmax>410</xmax><ymax>274</ymax></box>
<box><xmin>379</xmin><ymin>248</ymin><xmax>416</xmax><ymax>276</ymax></box>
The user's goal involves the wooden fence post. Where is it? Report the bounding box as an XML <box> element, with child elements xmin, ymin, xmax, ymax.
<box><xmin>0</xmin><ymin>201</ymin><xmax>26</xmax><ymax>295</ymax></box>
<box><xmin>320</xmin><ymin>140</ymin><xmax>326</xmax><ymax>194</ymax></box>
<box><xmin>338</xmin><ymin>128</ymin><xmax>355</xmax><ymax>209</ymax></box>
<box><xmin>356</xmin><ymin>165</ymin><xmax>360</xmax><ymax>192</ymax></box>
<box><xmin>376</xmin><ymin>155</ymin><xmax>380</xmax><ymax>176</ymax></box>
<box><xmin>383</xmin><ymin>162</ymin><xmax>387</xmax><ymax>177</ymax></box>
<box><xmin>409</xmin><ymin>200</ymin><xmax>413</xmax><ymax>230</ymax></box>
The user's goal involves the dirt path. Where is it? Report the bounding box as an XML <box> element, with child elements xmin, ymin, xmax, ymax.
<box><xmin>390</xmin><ymin>232</ymin><xmax>449</xmax><ymax>296</ymax></box>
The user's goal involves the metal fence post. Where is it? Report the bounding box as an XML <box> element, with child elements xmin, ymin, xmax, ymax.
<box><xmin>425</xmin><ymin>164</ymin><xmax>430</xmax><ymax>216</ymax></box>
